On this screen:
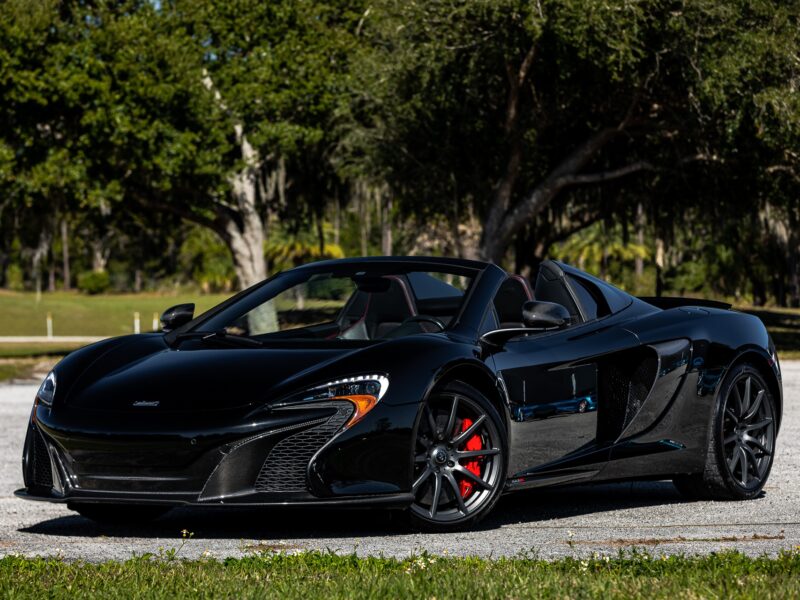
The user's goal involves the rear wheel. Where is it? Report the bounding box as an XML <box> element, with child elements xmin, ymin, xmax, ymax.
<box><xmin>674</xmin><ymin>364</ymin><xmax>776</xmax><ymax>500</ymax></box>
<box><xmin>408</xmin><ymin>381</ymin><xmax>507</xmax><ymax>531</ymax></box>
<box><xmin>69</xmin><ymin>503</ymin><xmax>171</xmax><ymax>525</ymax></box>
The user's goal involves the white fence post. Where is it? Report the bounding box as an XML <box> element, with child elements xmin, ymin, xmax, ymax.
<box><xmin>46</xmin><ymin>312</ymin><xmax>53</xmax><ymax>338</ymax></box>
<box><xmin>134</xmin><ymin>312</ymin><xmax>140</xmax><ymax>334</ymax></box>
<box><xmin>152</xmin><ymin>312</ymin><xmax>160</xmax><ymax>332</ymax></box>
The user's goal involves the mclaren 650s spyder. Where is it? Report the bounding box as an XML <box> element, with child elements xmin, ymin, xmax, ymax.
<box><xmin>17</xmin><ymin>257</ymin><xmax>782</xmax><ymax>531</ymax></box>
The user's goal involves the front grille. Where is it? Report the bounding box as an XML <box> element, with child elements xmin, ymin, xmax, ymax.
<box><xmin>254</xmin><ymin>402</ymin><xmax>353</xmax><ymax>493</ymax></box>
<box><xmin>31</xmin><ymin>429</ymin><xmax>53</xmax><ymax>489</ymax></box>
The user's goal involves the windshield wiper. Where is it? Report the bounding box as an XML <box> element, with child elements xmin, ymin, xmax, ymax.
<box><xmin>172</xmin><ymin>330</ymin><xmax>263</xmax><ymax>348</ymax></box>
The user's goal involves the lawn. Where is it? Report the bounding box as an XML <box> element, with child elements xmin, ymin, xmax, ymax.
<box><xmin>0</xmin><ymin>551</ymin><xmax>798</xmax><ymax>599</ymax></box>
<box><xmin>0</xmin><ymin>291</ymin><xmax>230</xmax><ymax>337</ymax></box>
<box><xmin>0</xmin><ymin>358</ymin><xmax>53</xmax><ymax>382</ymax></box>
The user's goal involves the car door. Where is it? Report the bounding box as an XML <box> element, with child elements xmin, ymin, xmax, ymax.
<box><xmin>488</xmin><ymin>266</ymin><xmax>640</xmax><ymax>480</ymax></box>
<box><xmin>493</xmin><ymin>324</ymin><xmax>640</xmax><ymax>479</ymax></box>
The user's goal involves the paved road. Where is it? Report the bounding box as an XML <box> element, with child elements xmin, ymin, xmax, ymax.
<box><xmin>1</xmin><ymin>364</ymin><xmax>798</xmax><ymax>561</ymax></box>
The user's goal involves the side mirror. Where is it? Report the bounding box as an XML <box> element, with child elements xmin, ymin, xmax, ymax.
<box><xmin>480</xmin><ymin>301</ymin><xmax>571</xmax><ymax>347</ymax></box>
<box><xmin>160</xmin><ymin>303</ymin><xmax>195</xmax><ymax>332</ymax></box>
<box><xmin>522</xmin><ymin>300</ymin><xmax>570</xmax><ymax>329</ymax></box>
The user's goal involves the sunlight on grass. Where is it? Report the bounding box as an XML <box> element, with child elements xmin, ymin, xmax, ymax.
<box><xmin>0</xmin><ymin>550</ymin><xmax>798</xmax><ymax>599</ymax></box>
<box><xmin>0</xmin><ymin>291</ymin><xmax>230</xmax><ymax>337</ymax></box>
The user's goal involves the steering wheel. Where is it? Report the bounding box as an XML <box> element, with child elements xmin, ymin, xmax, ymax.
<box><xmin>400</xmin><ymin>315</ymin><xmax>446</xmax><ymax>332</ymax></box>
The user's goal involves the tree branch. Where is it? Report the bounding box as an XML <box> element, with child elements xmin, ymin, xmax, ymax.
<box><xmin>131</xmin><ymin>191</ymin><xmax>233</xmax><ymax>241</ymax></box>
<box><xmin>766</xmin><ymin>164</ymin><xmax>800</xmax><ymax>183</ymax></box>
<box><xmin>553</xmin><ymin>160</ymin><xmax>655</xmax><ymax>187</ymax></box>
<box><xmin>484</xmin><ymin>42</ymin><xmax>539</xmax><ymax>245</ymax></box>
<box><xmin>504</xmin><ymin>43</ymin><xmax>537</xmax><ymax>133</ymax></box>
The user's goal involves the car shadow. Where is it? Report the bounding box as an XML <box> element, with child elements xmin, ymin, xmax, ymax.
<box><xmin>20</xmin><ymin>481</ymin><xmax>696</xmax><ymax>540</ymax></box>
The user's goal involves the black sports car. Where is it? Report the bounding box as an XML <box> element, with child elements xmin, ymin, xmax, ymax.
<box><xmin>17</xmin><ymin>257</ymin><xmax>782</xmax><ymax>530</ymax></box>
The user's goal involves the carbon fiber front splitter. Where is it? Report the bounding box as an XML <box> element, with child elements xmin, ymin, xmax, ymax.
<box><xmin>14</xmin><ymin>488</ymin><xmax>414</xmax><ymax>509</ymax></box>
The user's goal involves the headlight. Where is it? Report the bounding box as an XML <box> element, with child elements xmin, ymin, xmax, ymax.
<box><xmin>291</xmin><ymin>374</ymin><xmax>389</xmax><ymax>429</ymax></box>
<box><xmin>36</xmin><ymin>371</ymin><xmax>56</xmax><ymax>407</ymax></box>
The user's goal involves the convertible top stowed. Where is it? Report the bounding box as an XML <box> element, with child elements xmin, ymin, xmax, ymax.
<box><xmin>17</xmin><ymin>257</ymin><xmax>783</xmax><ymax>531</ymax></box>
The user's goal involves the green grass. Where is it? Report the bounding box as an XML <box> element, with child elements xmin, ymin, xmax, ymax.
<box><xmin>0</xmin><ymin>551</ymin><xmax>798</xmax><ymax>599</ymax></box>
<box><xmin>0</xmin><ymin>357</ymin><xmax>60</xmax><ymax>382</ymax></box>
<box><xmin>0</xmin><ymin>363</ymin><xmax>21</xmax><ymax>381</ymax></box>
<box><xmin>0</xmin><ymin>291</ymin><xmax>230</xmax><ymax>337</ymax></box>
<box><xmin>0</xmin><ymin>343</ymin><xmax>83</xmax><ymax>358</ymax></box>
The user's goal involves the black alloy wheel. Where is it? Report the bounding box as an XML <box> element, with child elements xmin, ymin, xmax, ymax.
<box><xmin>720</xmin><ymin>367</ymin><xmax>776</xmax><ymax>490</ymax></box>
<box><xmin>674</xmin><ymin>364</ymin><xmax>776</xmax><ymax>500</ymax></box>
<box><xmin>409</xmin><ymin>381</ymin><xmax>507</xmax><ymax>531</ymax></box>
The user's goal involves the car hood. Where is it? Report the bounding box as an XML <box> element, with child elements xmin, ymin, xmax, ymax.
<box><xmin>62</xmin><ymin>335</ymin><xmax>367</xmax><ymax>413</ymax></box>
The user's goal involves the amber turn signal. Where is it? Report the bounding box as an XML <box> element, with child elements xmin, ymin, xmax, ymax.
<box><xmin>335</xmin><ymin>394</ymin><xmax>379</xmax><ymax>428</ymax></box>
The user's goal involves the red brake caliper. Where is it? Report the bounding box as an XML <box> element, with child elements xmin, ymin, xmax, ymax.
<box><xmin>458</xmin><ymin>418</ymin><xmax>483</xmax><ymax>499</ymax></box>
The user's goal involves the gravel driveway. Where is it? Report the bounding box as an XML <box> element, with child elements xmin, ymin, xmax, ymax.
<box><xmin>1</xmin><ymin>363</ymin><xmax>798</xmax><ymax>561</ymax></box>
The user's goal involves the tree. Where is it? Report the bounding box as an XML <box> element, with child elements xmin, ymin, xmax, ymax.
<box><xmin>345</xmin><ymin>0</ymin><xmax>800</xmax><ymax>272</ymax></box>
<box><xmin>162</xmin><ymin>0</ymin><xmax>364</xmax><ymax>287</ymax></box>
<box><xmin>0</xmin><ymin>0</ymin><xmax>364</xmax><ymax>291</ymax></box>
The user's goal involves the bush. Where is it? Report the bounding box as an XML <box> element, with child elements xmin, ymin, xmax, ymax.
<box><xmin>77</xmin><ymin>270</ymin><xmax>111</xmax><ymax>295</ymax></box>
<box><xmin>4</xmin><ymin>264</ymin><xmax>23</xmax><ymax>291</ymax></box>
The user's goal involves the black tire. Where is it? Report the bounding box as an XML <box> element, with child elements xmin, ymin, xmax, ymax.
<box><xmin>68</xmin><ymin>503</ymin><xmax>171</xmax><ymax>525</ymax></box>
<box><xmin>674</xmin><ymin>363</ymin><xmax>776</xmax><ymax>501</ymax></box>
<box><xmin>407</xmin><ymin>381</ymin><xmax>508</xmax><ymax>532</ymax></box>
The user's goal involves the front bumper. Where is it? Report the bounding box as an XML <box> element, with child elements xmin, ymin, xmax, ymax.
<box><xmin>21</xmin><ymin>398</ymin><xmax>418</xmax><ymax>507</ymax></box>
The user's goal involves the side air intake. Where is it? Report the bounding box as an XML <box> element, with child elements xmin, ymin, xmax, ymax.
<box><xmin>254</xmin><ymin>402</ymin><xmax>353</xmax><ymax>493</ymax></box>
<box><xmin>23</xmin><ymin>426</ymin><xmax>54</xmax><ymax>491</ymax></box>
<box><xmin>597</xmin><ymin>348</ymin><xmax>659</xmax><ymax>443</ymax></box>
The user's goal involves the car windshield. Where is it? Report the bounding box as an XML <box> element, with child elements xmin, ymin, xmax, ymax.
<box><xmin>193</xmin><ymin>267</ymin><xmax>475</xmax><ymax>342</ymax></box>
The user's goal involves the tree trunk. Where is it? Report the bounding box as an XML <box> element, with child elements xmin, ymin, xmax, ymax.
<box><xmin>317</xmin><ymin>209</ymin><xmax>325</xmax><ymax>255</ymax></box>
<box><xmin>32</xmin><ymin>229</ymin><xmax>51</xmax><ymax>301</ymax></box>
<box><xmin>480</xmin><ymin>127</ymin><xmax>610</xmax><ymax>262</ymax></box>
<box><xmin>91</xmin><ymin>240</ymin><xmax>109</xmax><ymax>272</ymax></box>
<box><xmin>200</xmin><ymin>73</ymin><xmax>269</xmax><ymax>292</ymax></box>
<box><xmin>513</xmin><ymin>229</ymin><xmax>528</xmax><ymax>275</ymax></box>
<box><xmin>381</xmin><ymin>191</ymin><xmax>393</xmax><ymax>256</ymax></box>
<box><xmin>333</xmin><ymin>197</ymin><xmax>341</xmax><ymax>246</ymax></box>
<box><xmin>357</xmin><ymin>181</ymin><xmax>369</xmax><ymax>256</ymax></box>
<box><xmin>772</xmin><ymin>273</ymin><xmax>786</xmax><ymax>307</ymax></box>
<box><xmin>221</xmin><ymin>122</ymin><xmax>268</xmax><ymax>290</ymax></box>
<box><xmin>635</xmin><ymin>202</ymin><xmax>645</xmax><ymax>278</ymax></box>
<box><xmin>752</xmin><ymin>275</ymin><xmax>767</xmax><ymax>307</ymax></box>
<box><xmin>61</xmin><ymin>218</ymin><xmax>70</xmax><ymax>290</ymax></box>
<box><xmin>480</xmin><ymin>46</ymin><xmax>537</xmax><ymax>264</ymax></box>
<box><xmin>220</xmin><ymin>200</ymin><xmax>274</xmax><ymax>331</ymax></box>
<box><xmin>600</xmin><ymin>240</ymin><xmax>608</xmax><ymax>281</ymax></box>
<box><xmin>479</xmin><ymin>124</ymin><xmax>650</xmax><ymax>263</ymax></box>
<box><xmin>457</xmin><ymin>203</ymin><xmax>482</xmax><ymax>261</ymax></box>
<box><xmin>221</xmin><ymin>213</ymin><xmax>266</xmax><ymax>290</ymax></box>
<box><xmin>48</xmin><ymin>258</ymin><xmax>56</xmax><ymax>292</ymax></box>
<box><xmin>654</xmin><ymin>236</ymin><xmax>665</xmax><ymax>297</ymax></box>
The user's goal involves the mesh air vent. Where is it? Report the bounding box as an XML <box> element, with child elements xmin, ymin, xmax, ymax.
<box><xmin>32</xmin><ymin>429</ymin><xmax>53</xmax><ymax>489</ymax></box>
<box><xmin>254</xmin><ymin>402</ymin><xmax>353</xmax><ymax>493</ymax></box>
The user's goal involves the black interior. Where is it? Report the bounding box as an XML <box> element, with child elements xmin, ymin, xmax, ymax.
<box><xmin>339</xmin><ymin>277</ymin><xmax>416</xmax><ymax>339</ymax></box>
<box><xmin>533</xmin><ymin>261</ymin><xmax>583</xmax><ymax>324</ymax></box>
<box><xmin>493</xmin><ymin>277</ymin><xmax>533</xmax><ymax>328</ymax></box>
<box><xmin>336</xmin><ymin>274</ymin><xmax>470</xmax><ymax>340</ymax></box>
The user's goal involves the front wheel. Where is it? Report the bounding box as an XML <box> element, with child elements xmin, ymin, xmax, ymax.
<box><xmin>408</xmin><ymin>381</ymin><xmax>507</xmax><ymax>531</ymax></box>
<box><xmin>674</xmin><ymin>364</ymin><xmax>776</xmax><ymax>500</ymax></box>
<box><xmin>68</xmin><ymin>502</ymin><xmax>171</xmax><ymax>525</ymax></box>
